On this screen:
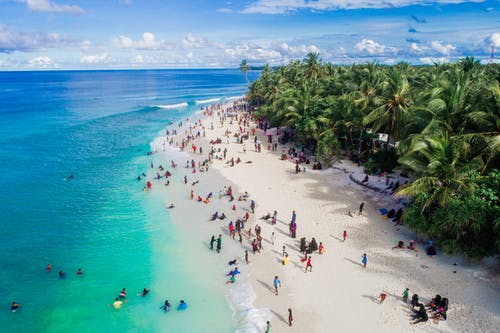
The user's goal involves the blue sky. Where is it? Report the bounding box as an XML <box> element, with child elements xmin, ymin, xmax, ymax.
<box><xmin>0</xmin><ymin>0</ymin><xmax>499</xmax><ymax>69</ymax></box>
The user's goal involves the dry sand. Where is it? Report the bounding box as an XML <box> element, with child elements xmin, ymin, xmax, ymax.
<box><xmin>153</xmin><ymin>102</ymin><xmax>500</xmax><ymax>333</ymax></box>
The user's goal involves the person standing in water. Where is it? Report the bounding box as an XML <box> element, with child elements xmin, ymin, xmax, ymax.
<box><xmin>216</xmin><ymin>234</ymin><xmax>222</xmax><ymax>253</ymax></box>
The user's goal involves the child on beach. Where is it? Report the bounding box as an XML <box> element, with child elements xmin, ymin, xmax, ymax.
<box><xmin>403</xmin><ymin>288</ymin><xmax>410</xmax><ymax>303</ymax></box>
<box><xmin>305</xmin><ymin>256</ymin><xmax>312</xmax><ymax>273</ymax></box>
<box><xmin>273</xmin><ymin>276</ymin><xmax>281</xmax><ymax>296</ymax></box>
<box><xmin>265</xmin><ymin>321</ymin><xmax>271</xmax><ymax>333</ymax></box>
<box><xmin>318</xmin><ymin>242</ymin><xmax>324</xmax><ymax>254</ymax></box>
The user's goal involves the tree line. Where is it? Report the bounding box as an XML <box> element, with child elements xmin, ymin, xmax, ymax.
<box><xmin>244</xmin><ymin>54</ymin><xmax>499</xmax><ymax>258</ymax></box>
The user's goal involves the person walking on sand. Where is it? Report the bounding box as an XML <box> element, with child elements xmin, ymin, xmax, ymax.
<box><xmin>288</xmin><ymin>308</ymin><xmax>293</xmax><ymax>326</ymax></box>
<box><xmin>362</xmin><ymin>253</ymin><xmax>367</xmax><ymax>268</ymax></box>
<box><xmin>272</xmin><ymin>210</ymin><xmax>277</xmax><ymax>225</ymax></box>
<box><xmin>291</xmin><ymin>210</ymin><xmax>296</xmax><ymax>223</ymax></box>
<box><xmin>216</xmin><ymin>234</ymin><xmax>222</xmax><ymax>253</ymax></box>
<box><xmin>273</xmin><ymin>276</ymin><xmax>281</xmax><ymax>296</ymax></box>
<box><xmin>271</xmin><ymin>232</ymin><xmax>276</xmax><ymax>246</ymax></box>
<box><xmin>358</xmin><ymin>202</ymin><xmax>364</xmax><ymax>215</ymax></box>
<box><xmin>250</xmin><ymin>200</ymin><xmax>255</xmax><ymax>214</ymax></box>
<box><xmin>265</xmin><ymin>321</ymin><xmax>271</xmax><ymax>333</ymax></box>
<box><xmin>305</xmin><ymin>256</ymin><xmax>312</xmax><ymax>273</ymax></box>
<box><xmin>343</xmin><ymin>230</ymin><xmax>347</xmax><ymax>242</ymax></box>
<box><xmin>245</xmin><ymin>250</ymin><xmax>249</xmax><ymax>264</ymax></box>
<box><xmin>210</xmin><ymin>235</ymin><xmax>216</xmax><ymax>250</ymax></box>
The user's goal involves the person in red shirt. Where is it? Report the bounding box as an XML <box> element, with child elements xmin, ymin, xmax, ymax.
<box><xmin>305</xmin><ymin>256</ymin><xmax>312</xmax><ymax>273</ymax></box>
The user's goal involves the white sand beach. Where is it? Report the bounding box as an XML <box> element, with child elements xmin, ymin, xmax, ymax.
<box><xmin>153</xmin><ymin>100</ymin><xmax>500</xmax><ymax>333</ymax></box>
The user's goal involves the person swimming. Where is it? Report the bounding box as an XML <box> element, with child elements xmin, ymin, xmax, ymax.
<box><xmin>119</xmin><ymin>288</ymin><xmax>127</xmax><ymax>299</ymax></box>
<box><xmin>161</xmin><ymin>300</ymin><xmax>171</xmax><ymax>312</ymax></box>
<box><xmin>59</xmin><ymin>270</ymin><xmax>65</xmax><ymax>279</ymax></box>
<box><xmin>139</xmin><ymin>288</ymin><xmax>150</xmax><ymax>297</ymax></box>
<box><xmin>177</xmin><ymin>300</ymin><xmax>187</xmax><ymax>310</ymax></box>
<box><xmin>10</xmin><ymin>302</ymin><xmax>20</xmax><ymax>312</ymax></box>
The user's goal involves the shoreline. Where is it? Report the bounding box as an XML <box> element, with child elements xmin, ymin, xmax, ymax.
<box><xmin>151</xmin><ymin>99</ymin><xmax>499</xmax><ymax>332</ymax></box>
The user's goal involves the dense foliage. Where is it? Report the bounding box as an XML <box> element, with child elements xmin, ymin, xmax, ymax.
<box><xmin>246</xmin><ymin>54</ymin><xmax>500</xmax><ymax>258</ymax></box>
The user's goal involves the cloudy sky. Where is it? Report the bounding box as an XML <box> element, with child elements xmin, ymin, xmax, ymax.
<box><xmin>0</xmin><ymin>0</ymin><xmax>499</xmax><ymax>69</ymax></box>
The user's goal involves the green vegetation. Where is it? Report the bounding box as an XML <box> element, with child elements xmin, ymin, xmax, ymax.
<box><xmin>246</xmin><ymin>53</ymin><xmax>500</xmax><ymax>258</ymax></box>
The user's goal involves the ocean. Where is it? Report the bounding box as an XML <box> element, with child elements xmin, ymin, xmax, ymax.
<box><xmin>0</xmin><ymin>69</ymin><xmax>259</xmax><ymax>332</ymax></box>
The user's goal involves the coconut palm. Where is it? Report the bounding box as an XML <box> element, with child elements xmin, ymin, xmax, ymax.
<box><xmin>397</xmin><ymin>133</ymin><xmax>483</xmax><ymax>209</ymax></box>
<box><xmin>239</xmin><ymin>59</ymin><xmax>250</xmax><ymax>83</ymax></box>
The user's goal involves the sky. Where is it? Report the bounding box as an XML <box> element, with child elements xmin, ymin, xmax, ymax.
<box><xmin>0</xmin><ymin>0</ymin><xmax>499</xmax><ymax>70</ymax></box>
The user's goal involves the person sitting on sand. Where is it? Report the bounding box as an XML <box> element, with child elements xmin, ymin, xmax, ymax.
<box><xmin>226</xmin><ymin>275</ymin><xmax>236</xmax><ymax>284</ymax></box>
<box><xmin>386</xmin><ymin>208</ymin><xmax>395</xmax><ymax>219</ymax></box>
<box><xmin>392</xmin><ymin>240</ymin><xmax>405</xmax><ymax>249</ymax></box>
<box><xmin>228</xmin><ymin>259</ymin><xmax>238</xmax><ymax>266</ymax></box>
<box><xmin>411</xmin><ymin>303</ymin><xmax>428</xmax><ymax>324</ymax></box>
<box><xmin>219</xmin><ymin>213</ymin><xmax>227</xmax><ymax>220</ymax></box>
<box><xmin>197</xmin><ymin>195</ymin><xmax>203</xmax><ymax>202</ymax></box>
<box><xmin>407</xmin><ymin>240</ymin><xmax>417</xmax><ymax>251</ymax></box>
<box><xmin>361</xmin><ymin>175</ymin><xmax>369</xmax><ymax>183</ymax></box>
<box><xmin>168</xmin><ymin>203</ymin><xmax>175</xmax><ymax>209</ymax></box>
<box><xmin>411</xmin><ymin>294</ymin><xmax>419</xmax><ymax>309</ymax></box>
<box><xmin>211</xmin><ymin>212</ymin><xmax>219</xmax><ymax>221</ymax></box>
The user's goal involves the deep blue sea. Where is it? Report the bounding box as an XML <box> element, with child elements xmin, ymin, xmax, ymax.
<box><xmin>0</xmin><ymin>69</ymin><xmax>258</xmax><ymax>332</ymax></box>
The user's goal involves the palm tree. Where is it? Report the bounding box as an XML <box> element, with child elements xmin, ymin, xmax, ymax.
<box><xmin>363</xmin><ymin>70</ymin><xmax>410</xmax><ymax>144</ymax></box>
<box><xmin>303</xmin><ymin>52</ymin><xmax>323</xmax><ymax>80</ymax></box>
<box><xmin>239</xmin><ymin>59</ymin><xmax>250</xmax><ymax>83</ymax></box>
<box><xmin>397</xmin><ymin>133</ymin><xmax>482</xmax><ymax>209</ymax></box>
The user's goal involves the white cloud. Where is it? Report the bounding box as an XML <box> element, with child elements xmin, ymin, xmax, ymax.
<box><xmin>225</xmin><ymin>42</ymin><xmax>281</xmax><ymax>61</ymax></box>
<box><xmin>420</xmin><ymin>56</ymin><xmax>450</xmax><ymax>64</ymax></box>
<box><xmin>430</xmin><ymin>40</ymin><xmax>456</xmax><ymax>55</ymax></box>
<box><xmin>277</xmin><ymin>42</ymin><xmax>320</xmax><ymax>56</ymax></box>
<box><xmin>488</xmin><ymin>32</ymin><xmax>500</xmax><ymax>47</ymax></box>
<box><xmin>242</xmin><ymin>0</ymin><xmax>483</xmax><ymax>14</ymax></box>
<box><xmin>24</xmin><ymin>0</ymin><xmax>84</xmax><ymax>14</ymax></box>
<box><xmin>113</xmin><ymin>32</ymin><xmax>169</xmax><ymax>50</ymax></box>
<box><xmin>80</xmin><ymin>53</ymin><xmax>111</xmax><ymax>64</ymax></box>
<box><xmin>409</xmin><ymin>42</ymin><xmax>424</xmax><ymax>54</ymax></box>
<box><xmin>355</xmin><ymin>39</ymin><xmax>386</xmax><ymax>55</ymax></box>
<box><xmin>216</xmin><ymin>8</ymin><xmax>233</xmax><ymax>13</ymax></box>
<box><xmin>182</xmin><ymin>33</ymin><xmax>206</xmax><ymax>48</ymax></box>
<box><xmin>28</xmin><ymin>56</ymin><xmax>58</xmax><ymax>68</ymax></box>
<box><xmin>0</xmin><ymin>24</ymin><xmax>76</xmax><ymax>53</ymax></box>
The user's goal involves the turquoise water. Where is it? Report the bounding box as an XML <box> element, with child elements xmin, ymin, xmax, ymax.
<box><xmin>0</xmin><ymin>69</ymin><xmax>257</xmax><ymax>332</ymax></box>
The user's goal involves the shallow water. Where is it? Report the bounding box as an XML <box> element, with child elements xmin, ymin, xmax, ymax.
<box><xmin>0</xmin><ymin>69</ymin><xmax>258</xmax><ymax>332</ymax></box>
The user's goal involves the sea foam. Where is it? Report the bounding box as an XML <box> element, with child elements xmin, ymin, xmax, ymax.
<box><xmin>154</xmin><ymin>102</ymin><xmax>189</xmax><ymax>109</ymax></box>
<box><xmin>195</xmin><ymin>97</ymin><xmax>221</xmax><ymax>104</ymax></box>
